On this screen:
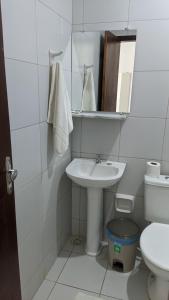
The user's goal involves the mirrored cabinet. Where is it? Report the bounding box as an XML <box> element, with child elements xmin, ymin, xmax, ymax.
<box><xmin>72</xmin><ymin>29</ymin><xmax>137</xmax><ymax>119</ymax></box>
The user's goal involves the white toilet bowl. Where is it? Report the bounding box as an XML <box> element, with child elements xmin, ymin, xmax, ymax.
<box><xmin>140</xmin><ymin>223</ymin><xmax>169</xmax><ymax>300</ymax></box>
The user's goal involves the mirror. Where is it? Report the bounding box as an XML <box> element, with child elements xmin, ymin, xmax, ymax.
<box><xmin>72</xmin><ymin>29</ymin><xmax>137</xmax><ymax>114</ymax></box>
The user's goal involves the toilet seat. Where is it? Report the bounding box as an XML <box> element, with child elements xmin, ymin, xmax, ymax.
<box><xmin>140</xmin><ymin>223</ymin><xmax>169</xmax><ymax>273</ymax></box>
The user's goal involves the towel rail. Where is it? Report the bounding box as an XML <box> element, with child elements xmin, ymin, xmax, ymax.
<box><xmin>84</xmin><ymin>64</ymin><xmax>94</xmax><ymax>70</ymax></box>
<box><xmin>49</xmin><ymin>49</ymin><xmax>63</xmax><ymax>64</ymax></box>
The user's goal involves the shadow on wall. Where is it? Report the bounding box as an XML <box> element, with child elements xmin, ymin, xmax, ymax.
<box><xmin>41</xmin><ymin>123</ymin><xmax>72</xmax><ymax>256</ymax></box>
<box><xmin>57</xmin><ymin>173</ymin><xmax>72</xmax><ymax>250</ymax></box>
<box><xmin>47</xmin><ymin>125</ymin><xmax>54</xmax><ymax>173</ymax></box>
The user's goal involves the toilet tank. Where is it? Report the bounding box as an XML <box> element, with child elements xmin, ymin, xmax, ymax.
<box><xmin>144</xmin><ymin>175</ymin><xmax>169</xmax><ymax>224</ymax></box>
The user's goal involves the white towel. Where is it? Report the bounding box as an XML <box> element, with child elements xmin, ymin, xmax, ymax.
<box><xmin>81</xmin><ymin>69</ymin><xmax>96</xmax><ymax>112</ymax></box>
<box><xmin>47</xmin><ymin>62</ymin><xmax>73</xmax><ymax>155</ymax></box>
<box><xmin>75</xmin><ymin>293</ymin><xmax>103</xmax><ymax>300</ymax></box>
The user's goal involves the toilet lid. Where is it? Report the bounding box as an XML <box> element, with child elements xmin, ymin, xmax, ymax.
<box><xmin>140</xmin><ymin>223</ymin><xmax>169</xmax><ymax>271</ymax></box>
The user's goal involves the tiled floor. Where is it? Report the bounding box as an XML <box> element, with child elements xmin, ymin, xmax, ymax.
<box><xmin>32</xmin><ymin>239</ymin><xmax>149</xmax><ymax>300</ymax></box>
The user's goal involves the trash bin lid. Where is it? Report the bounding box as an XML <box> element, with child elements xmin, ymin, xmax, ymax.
<box><xmin>107</xmin><ymin>218</ymin><xmax>140</xmax><ymax>239</ymax></box>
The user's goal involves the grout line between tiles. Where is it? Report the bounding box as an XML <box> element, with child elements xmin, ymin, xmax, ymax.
<box><xmin>11</xmin><ymin>121</ymin><xmax>40</xmax><ymax>132</ymax></box>
<box><xmin>72</xmin><ymin>151</ymin><xmax>163</xmax><ymax>162</ymax></box>
<box><xmin>54</xmin><ymin>281</ymin><xmax>99</xmax><ymax>296</ymax></box>
<box><xmin>99</xmin><ymin>269</ymin><xmax>107</xmax><ymax>297</ymax></box>
<box><xmin>38</xmin><ymin>0</ymin><xmax>72</xmax><ymax>25</ymax></box>
<box><xmin>81</xmin><ymin>17</ymin><xmax>169</xmax><ymax>25</ymax></box>
<box><xmin>44</xmin><ymin>242</ymin><xmax>122</xmax><ymax>300</ymax></box>
<box><xmin>101</xmin><ymin>293</ymin><xmax>122</xmax><ymax>300</ymax></box>
<box><xmin>99</xmin><ymin>255</ymin><xmax>108</xmax><ymax>297</ymax></box>
<box><xmin>5</xmin><ymin>55</ymin><xmax>71</xmax><ymax>72</ymax></box>
<box><xmin>45</xmin><ymin>280</ymin><xmax>57</xmax><ymax>300</ymax></box>
<box><xmin>11</xmin><ymin>119</ymin><xmax>71</xmax><ymax>133</ymax></box>
<box><xmin>129</xmin><ymin>17</ymin><xmax>169</xmax><ymax>22</ymax></box>
<box><xmin>56</xmin><ymin>249</ymin><xmax>73</xmax><ymax>283</ymax></box>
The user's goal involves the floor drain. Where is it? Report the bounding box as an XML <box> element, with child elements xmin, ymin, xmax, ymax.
<box><xmin>71</xmin><ymin>236</ymin><xmax>82</xmax><ymax>246</ymax></box>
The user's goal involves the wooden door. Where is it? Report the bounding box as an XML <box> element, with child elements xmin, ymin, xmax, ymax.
<box><xmin>0</xmin><ymin>4</ymin><xmax>22</xmax><ymax>300</ymax></box>
<box><xmin>101</xmin><ymin>31</ymin><xmax>120</xmax><ymax>112</ymax></box>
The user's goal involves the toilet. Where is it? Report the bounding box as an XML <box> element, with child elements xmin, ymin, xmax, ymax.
<box><xmin>140</xmin><ymin>175</ymin><xmax>169</xmax><ymax>300</ymax></box>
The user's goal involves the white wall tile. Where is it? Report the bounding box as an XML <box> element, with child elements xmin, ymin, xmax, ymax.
<box><xmin>18</xmin><ymin>225</ymin><xmax>43</xmax><ymax>288</ymax></box>
<box><xmin>81</xmin><ymin>119</ymin><xmax>120</xmax><ymax>155</ymax></box>
<box><xmin>80</xmin><ymin>188</ymin><xmax>87</xmax><ymax>221</ymax></box>
<box><xmin>131</xmin><ymin>71</ymin><xmax>169</xmax><ymax>118</ymax></box>
<box><xmin>11</xmin><ymin>125</ymin><xmax>41</xmax><ymax>188</ymax></box>
<box><xmin>73</xmin><ymin>0</ymin><xmax>83</xmax><ymax>24</ymax></box>
<box><xmin>15</xmin><ymin>176</ymin><xmax>42</xmax><ymax>243</ymax></box>
<box><xmin>37</xmin><ymin>1</ymin><xmax>61</xmax><ymax>66</ymax></box>
<box><xmin>84</xmin><ymin>0</ymin><xmax>129</xmax><ymax>23</ymax></box>
<box><xmin>83</xmin><ymin>22</ymin><xmax>128</xmax><ymax>32</ymax></box>
<box><xmin>59</xmin><ymin>175</ymin><xmax>72</xmax><ymax>248</ymax></box>
<box><xmin>60</xmin><ymin>22</ymin><xmax>72</xmax><ymax>71</ymax></box>
<box><xmin>72</xmin><ymin>184</ymin><xmax>80</xmax><ymax>219</ymax></box>
<box><xmin>5</xmin><ymin>59</ymin><xmax>39</xmax><ymax>130</ymax></box>
<box><xmin>129</xmin><ymin>0</ymin><xmax>169</xmax><ymax>21</ymax></box>
<box><xmin>162</xmin><ymin>119</ymin><xmax>169</xmax><ymax>162</ymax></box>
<box><xmin>103</xmin><ymin>191</ymin><xmax>116</xmax><ymax>226</ymax></box>
<box><xmin>41</xmin><ymin>158</ymin><xmax>69</xmax><ymax>219</ymax></box>
<box><xmin>41</xmin><ymin>211</ymin><xmax>57</xmax><ymax>259</ymax></box>
<box><xmin>71</xmin><ymin>118</ymin><xmax>82</xmax><ymax>153</ymax></box>
<box><xmin>42</xmin><ymin>246</ymin><xmax>58</xmax><ymax>277</ymax></box>
<box><xmin>40</xmin><ymin>0</ymin><xmax>72</xmax><ymax>23</ymax></box>
<box><xmin>73</xmin><ymin>24</ymin><xmax>84</xmax><ymax>32</ymax></box>
<box><xmin>161</xmin><ymin>161</ymin><xmax>169</xmax><ymax>175</ymax></box>
<box><xmin>64</xmin><ymin>70</ymin><xmax>72</xmax><ymax>99</ymax></box>
<box><xmin>21</xmin><ymin>261</ymin><xmax>45</xmax><ymax>300</ymax></box>
<box><xmin>119</xmin><ymin>117</ymin><xmax>165</xmax><ymax>159</ymax></box>
<box><xmin>38</xmin><ymin>65</ymin><xmax>50</xmax><ymax>122</ymax></box>
<box><xmin>1</xmin><ymin>0</ymin><xmax>37</xmax><ymax>62</ymax></box>
<box><xmin>131</xmin><ymin>196</ymin><xmax>146</xmax><ymax>230</ymax></box>
<box><xmin>73</xmin><ymin>21</ymin><xmax>128</xmax><ymax>32</ymax></box>
<box><xmin>131</xmin><ymin>20</ymin><xmax>169</xmax><ymax>71</ymax></box>
<box><xmin>117</xmin><ymin>157</ymin><xmax>147</xmax><ymax>197</ymax></box>
<box><xmin>41</xmin><ymin>158</ymin><xmax>71</xmax><ymax>256</ymax></box>
<box><xmin>40</xmin><ymin>122</ymin><xmax>54</xmax><ymax>172</ymax></box>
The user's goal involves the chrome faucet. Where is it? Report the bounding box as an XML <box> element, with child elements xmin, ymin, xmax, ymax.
<box><xmin>96</xmin><ymin>154</ymin><xmax>102</xmax><ymax>164</ymax></box>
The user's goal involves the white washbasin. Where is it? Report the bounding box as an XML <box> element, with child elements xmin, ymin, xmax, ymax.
<box><xmin>66</xmin><ymin>158</ymin><xmax>126</xmax><ymax>256</ymax></box>
<box><xmin>66</xmin><ymin>158</ymin><xmax>126</xmax><ymax>188</ymax></box>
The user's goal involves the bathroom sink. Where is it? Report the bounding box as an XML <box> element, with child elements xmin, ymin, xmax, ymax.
<box><xmin>66</xmin><ymin>158</ymin><xmax>126</xmax><ymax>188</ymax></box>
<box><xmin>66</xmin><ymin>158</ymin><xmax>126</xmax><ymax>256</ymax></box>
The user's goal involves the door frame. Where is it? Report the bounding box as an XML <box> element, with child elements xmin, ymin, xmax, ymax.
<box><xmin>0</xmin><ymin>3</ymin><xmax>22</xmax><ymax>300</ymax></box>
